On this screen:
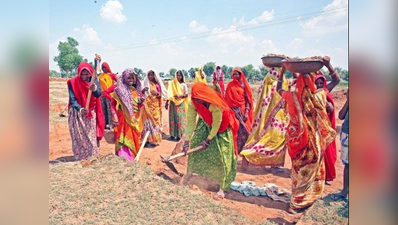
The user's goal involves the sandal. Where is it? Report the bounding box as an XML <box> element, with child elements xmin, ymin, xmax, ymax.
<box><xmin>331</xmin><ymin>193</ymin><xmax>348</xmax><ymax>202</ymax></box>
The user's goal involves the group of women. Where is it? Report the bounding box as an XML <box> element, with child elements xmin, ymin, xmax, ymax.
<box><xmin>67</xmin><ymin>56</ymin><xmax>345</xmax><ymax>213</ymax></box>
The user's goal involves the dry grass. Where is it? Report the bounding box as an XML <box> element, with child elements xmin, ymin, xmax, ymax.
<box><xmin>49</xmin><ymin>156</ymin><xmax>277</xmax><ymax>225</ymax></box>
<box><xmin>298</xmin><ymin>195</ymin><xmax>348</xmax><ymax>225</ymax></box>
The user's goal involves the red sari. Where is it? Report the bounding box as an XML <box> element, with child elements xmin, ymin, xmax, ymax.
<box><xmin>315</xmin><ymin>74</ymin><xmax>337</xmax><ymax>181</ymax></box>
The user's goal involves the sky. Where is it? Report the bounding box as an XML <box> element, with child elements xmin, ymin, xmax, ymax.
<box><xmin>49</xmin><ymin>0</ymin><xmax>349</xmax><ymax>74</ymax></box>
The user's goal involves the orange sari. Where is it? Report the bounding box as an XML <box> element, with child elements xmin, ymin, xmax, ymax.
<box><xmin>282</xmin><ymin>74</ymin><xmax>336</xmax><ymax>209</ymax></box>
<box><xmin>113</xmin><ymin>87</ymin><xmax>143</xmax><ymax>159</ymax></box>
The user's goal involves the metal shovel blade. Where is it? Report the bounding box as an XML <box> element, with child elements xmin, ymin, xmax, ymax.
<box><xmin>160</xmin><ymin>155</ymin><xmax>182</xmax><ymax>176</ymax></box>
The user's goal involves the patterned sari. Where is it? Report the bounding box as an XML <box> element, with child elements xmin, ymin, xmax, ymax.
<box><xmin>186</xmin><ymin>83</ymin><xmax>239</xmax><ymax>190</ymax></box>
<box><xmin>167</xmin><ymin>72</ymin><xmax>188</xmax><ymax>139</ymax></box>
<box><xmin>282</xmin><ymin>74</ymin><xmax>336</xmax><ymax>210</ymax></box>
<box><xmin>112</xmin><ymin>69</ymin><xmax>143</xmax><ymax>162</ymax></box>
<box><xmin>67</xmin><ymin>62</ymin><xmax>104</xmax><ymax>161</ymax></box>
<box><xmin>142</xmin><ymin>70</ymin><xmax>168</xmax><ymax>145</ymax></box>
<box><xmin>224</xmin><ymin>68</ymin><xmax>253</xmax><ymax>154</ymax></box>
<box><xmin>241</xmin><ymin>68</ymin><xmax>289</xmax><ymax>166</ymax></box>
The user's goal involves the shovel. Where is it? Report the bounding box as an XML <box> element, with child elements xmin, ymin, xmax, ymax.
<box><xmin>160</xmin><ymin>144</ymin><xmax>204</xmax><ymax>176</ymax></box>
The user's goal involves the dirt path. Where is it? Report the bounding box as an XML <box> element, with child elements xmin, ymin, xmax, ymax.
<box><xmin>49</xmin><ymin>88</ymin><xmax>347</xmax><ymax>224</ymax></box>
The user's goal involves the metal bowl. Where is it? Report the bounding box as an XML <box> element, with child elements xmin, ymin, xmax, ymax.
<box><xmin>261</xmin><ymin>56</ymin><xmax>285</xmax><ymax>67</ymax></box>
<box><xmin>282</xmin><ymin>59</ymin><xmax>323</xmax><ymax>73</ymax></box>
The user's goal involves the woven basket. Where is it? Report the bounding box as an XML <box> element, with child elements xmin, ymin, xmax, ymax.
<box><xmin>282</xmin><ymin>59</ymin><xmax>323</xmax><ymax>73</ymax></box>
<box><xmin>104</xmin><ymin>130</ymin><xmax>115</xmax><ymax>144</ymax></box>
<box><xmin>261</xmin><ymin>56</ymin><xmax>285</xmax><ymax>67</ymax></box>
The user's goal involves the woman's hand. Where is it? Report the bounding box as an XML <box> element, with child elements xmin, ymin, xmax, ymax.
<box><xmin>142</xmin><ymin>87</ymin><xmax>149</xmax><ymax>93</ymax></box>
<box><xmin>326</xmin><ymin>101</ymin><xmax>334</xmax><ymax>113</ymax></box>
<box><xmin>183</xmin><ymin>141</ymin><xmax>190</xmax><ymax>155</ymax></box>
<box><xmin>89</xmin><ymin>83</ymin><xmax>97</xmax><ymax>92</ymax></box>
<box><xmin>112</xmin><ymin>113</ymin><xmax>118</xmax><ymax>126</ymax></box>
<box><xmin>165</xmin><ymin>101</ymin><xmax>169</xmax><ymax>110</ymax></box>
<box><xmin>322</xmin><ymin>56</ymin><xmax>331</xmax><ymax>68</ymax></box>
<box><xmin>243</xmin><ymin>111</ymin><xmax>249</xmax><ymax>122</ymax></box>
<box><xmin>151</xmin><ymin>90</ymin><xmax>158</xmax><ymax>96</ymax></box>
<box><xmin>200</xmin><ymin>138</ymin><xmax>211</xmax><ymax>149</ymax></box>
<box><xmin>79</xmin><ymin>108</ymin><xmax>88</xmax><ymax>116</ymax></box>
<box><xmin>174</xmin><ymin>94</ymin><xmax>181</xmax><ymax>99</ymax></box>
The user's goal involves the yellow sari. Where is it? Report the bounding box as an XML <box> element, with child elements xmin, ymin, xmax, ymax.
<box><xmin>142</xmin><ymin>81</ymin><xmax>163</xmax><ymax>144</ymax></box>
<box><xmin>194</xmin><ymin>67</ymin><xmax>207</xmax><ymax>83</ymax></box>
<box><xmin>167</xmin><ymin>72</ymin><xmax>188</xmax><ymax>139</ymax></box>
<box><xmin>241</xmin><ymin>68</ymin><xmax>289</xmax><ymax>166</ymax></box>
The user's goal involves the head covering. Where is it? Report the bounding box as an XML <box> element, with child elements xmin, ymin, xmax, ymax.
<box><xmin>194</xmin><ymin>67</ymin><xmax>207</xmax><ymax>83</ymax></box>
<box><xmin>224</xmin><ymin>68</ymin><xmax>254</xmax><ymax>131</ymax></box>
<box><xmin>142</xmin><ymin>69</ymin><xmax>168</xmax><ymax>99</ymax></box>
<box><xmin>67</xmin><ymin>62</ymin><xmax>104</xmax><ymax>140</ymax></box>
<box><xmin>167</xmin><ymin>71</ymin><xmax>188</xmax><ymax>107</ymax></box>
<box><xmin>115</xmin><ymin>68</ymin><xmax>141</xmax><ymax>117</ymax></box>
<box><xmin>314</xmin><ymin>71</ymin><xmax>327</xmax><ymax>88</ymax></box>
<box><xmin>101</xmin><ymin>62</ymin><xmax>117</xmax><ymax>81</ymax></box>
<box><xmin>191</xmin><ymin>82</ymin><xmax>240</xmax><ymax>155</ymax></box>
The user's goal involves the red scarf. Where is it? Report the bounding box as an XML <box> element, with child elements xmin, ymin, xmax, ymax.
<box><xmin>224</xmin><ymin>68</ymin><xmax>253</xmax><ymax>131</ymax></box>
<box><xmin>191</xmin><ymin>82</ymin><xmax>240</xmax><ymax>156</ymax></box>
<box><xmin>67</xmin><ymin>62</ymin><xmax>104</xmax><ymax>140</ymax></box>
<box><xmin>102</xmin><ymin>62</ymin><xmax>118</xmax><ymax>81</ymax></box>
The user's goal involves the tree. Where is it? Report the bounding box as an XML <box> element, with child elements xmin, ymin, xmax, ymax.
<box><xmin>169</xmin><ymin>68</ymin><xmax>177</xmax><ymax>77</ymax></box>
<box><xmin>159</xmin><ymin>72</ymin><xmax>165</xmax><ymax>77</ymax></box>
<box><xmin>203</xmin><ymin>62</ymin><xmax>216</xmax><ymax>82</ymax></box>
<box><xmin>134</xmin><ymin>68</ymin><xmax>143</xmax><ymax>75</ymax></box>
<box><xmin>182</xmin><ymin>69</ymin><xmax>188</xmax><ymax>78</ymax></box>
<box><xmin>53</xmin><ymin>37</ymin><xmax>84</xmax><ymax>78</ymax></box>
<box><xmin>49</xmin><ymin>70</ymin><xmax>58</xmax><ymax>77</ymax></box>
<box><xmin>188</xmin><ymin>67</ymin><xmax>197</xmax><ymax>78</ymax></box>
<box><xmin>258</xmin><ymin>65</ymin><xmax>269</xmax><ymax>80</ymax></box>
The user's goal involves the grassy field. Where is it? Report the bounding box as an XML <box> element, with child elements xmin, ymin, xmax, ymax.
<box><xmin>49</xmin><ymin>156</ymin><xmax>278</xmax><ymax>225</ymax></box>
<box><xmin>298</xmin><ymin>195</ymin><xmax>348</xmax><ymax>225</ymax></box>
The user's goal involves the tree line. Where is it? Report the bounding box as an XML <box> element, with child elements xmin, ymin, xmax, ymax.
<box><xmin>51</xmin><ymin>37</ymin><xmax>349</xmax><ymax>82</ymax></box>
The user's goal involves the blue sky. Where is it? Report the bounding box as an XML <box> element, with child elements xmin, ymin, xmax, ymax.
<box><xmin>49</xmin><ymin>0</ymin><xmax>349</xmax><ymax>74</ymax></box>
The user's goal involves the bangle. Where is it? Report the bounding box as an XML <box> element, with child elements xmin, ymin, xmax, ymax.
<box><xmin>278</xmin><ymin>79</ymin><xmax>283</xmax><ymax>82</ymax></box>
<box><xmin>330</xmin><ymin>70</ymin><xmax>337</xmax><ymax>76</ymax></box>
<box><xmin>278</xmin><ymin>88</ymin><xmax>284</xmax><ymax>94</ymax></box>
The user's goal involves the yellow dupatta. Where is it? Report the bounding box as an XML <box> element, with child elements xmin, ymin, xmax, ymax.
<box><xmin>167</xmin><ymin>72</ymin><xmax>188</xmax><ymax>109</ymax></box>
<box><xmin>194</xmin><ymin>67</ymin><xmax>207</xmax><ymax>83</ymax></box>
<box><xmin>98</xmin><ymin>73</ymin><xmax>115</xmax><ymax>91</ymax></box>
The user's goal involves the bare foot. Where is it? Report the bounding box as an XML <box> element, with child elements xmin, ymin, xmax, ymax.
<box><xmin>241</xmin><ymin>157</ymin><xmax>249</xmax><ymax>172</ymax></box>
<box><xmin>213</xmin><ymin>190</ymin><xmax>225</xmax><ymax>201</ymax></box>
<box><xmin>287</xmin><ymin>207</ymin><xmax>297</xmax><ymax>215</ymax></box>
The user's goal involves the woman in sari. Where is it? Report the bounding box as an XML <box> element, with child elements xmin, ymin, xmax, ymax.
<box><xmin>194</xmin><ymin>67</ymin><xmax>207</xmax><ymax>83</ymax></box>
<box><xmin>183</xmin><ymin>82</ymin><xmax>239</xmax><ymax>200</ymax></box>
<box><xmin>224</xmin><ymin>68</ymin><xmax>253</xmax><ymax>161</ymax></box>
<box><xmin>212</xmin><ymin>66</ymin><xmax>225</xmax><ymax>97</ymax></box>
<box><xmin>240</xmin><ymin>67</ymin><xmax>289</xmax><ymax>171</ymax></box>
<box><xmin>315</xmin><ymin>71</ymin><xmax>337</xmax><ymax>184</ymax></box>
<box><xmin>165</xmin><ymin>70</ymin><xmax>188</xmax><ymax>141</ymax></box>
<box><xmin>67</xmin><ymin>62</ymin><xmax>104</xmax><ymax>161</ymax></box>
<box><xmin>98</xmin><ymin>62</ymin><xmax>117</xmax><ymax>129</ymax></box>
<box><xmin>111</xmin><ymin>68</ymin><xmax>144</xmax><ymax>162</ymax></box>
<box><xmin>141</xmin><ymin>70</ymin><xmax>168</xmax><ymax>147</ymax></box>
<box><xmin>276</xmin><ymin>56</ymin><xmax>340</xmax><ymax>214</ymax></box>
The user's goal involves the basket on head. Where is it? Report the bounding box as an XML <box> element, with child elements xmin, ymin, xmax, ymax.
<box><xmin>104</xmin><ymin>130</ymin><xmax>115</xmax><ymax>144</ymax></box>
<box><xmin>261</xmin><ymin>54</ymin><xmax>286</xmax><ymax>67</ymax></box>
<box><xmin>282</xmin><ymin>59</ymin><xmax>323</xmax><ymax>74</ymax></box>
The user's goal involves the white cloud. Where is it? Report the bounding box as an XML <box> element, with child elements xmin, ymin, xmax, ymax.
<box><xmin>301</xmin><ymin>0</ymin><xmax>348</xmax><ymax>36</ymax></box>
<box><xmin>237</xmin><ymin>10</ymin><xmax>274</xmax><ymax>26</ymax></box>
<box><xmin>208</xmin><ymin>26</ymin><xmax>255</xmax><ymax>44</ymax></box>
<box><xmin>260</xmin><ymin>39</ymin><xmax>279</xmax><ymax>54</ymax></box>
<box><xmin>189</xmin><ymin>20</ymin><xmax>208</xmax><ymax>33</ymax></box>
<box><xmin>287</xmin><ymin>38</ymin><xmax>304</xmax><ymax>50</ymax></box>
<box><xmin>150</xmin><ymin>38</ymin><xmax>158</xmax><ymax>45</ymax></box>
<box><xmin>73</xmin><ymin>24</ymin><xmax>101</xmax><ymax>43</ymax></box>
<box><xmin>100</xmin><ymin>0</ymin><xmax>127</xmax><ymax>23</ymax></box>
